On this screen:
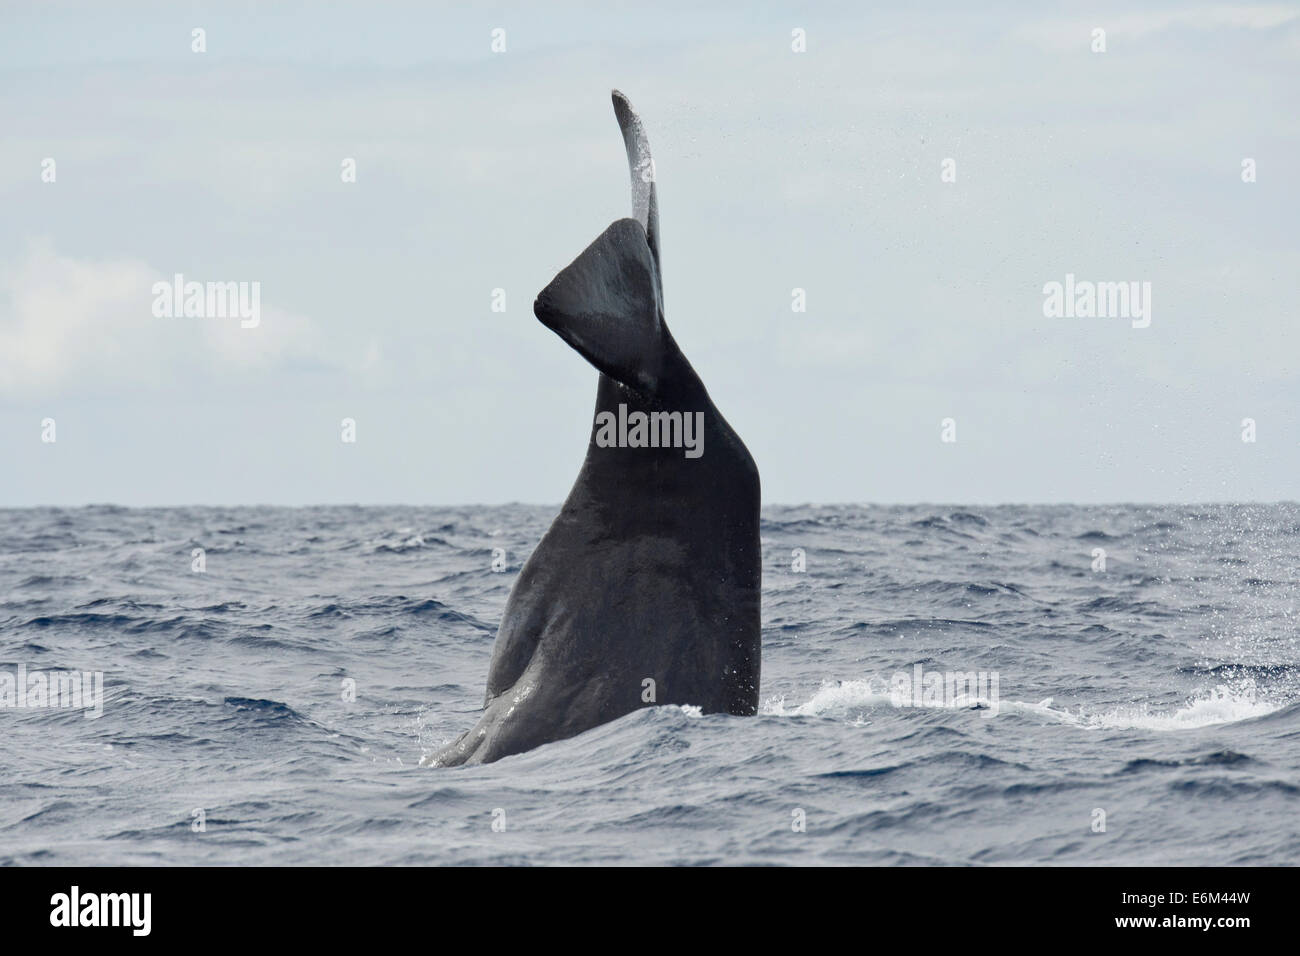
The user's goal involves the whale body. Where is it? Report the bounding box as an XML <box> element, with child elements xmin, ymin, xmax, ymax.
<box><xmin>429</xmin><ymin>91</ymin><xmax>761</xmax><ymax>766</ymax></box>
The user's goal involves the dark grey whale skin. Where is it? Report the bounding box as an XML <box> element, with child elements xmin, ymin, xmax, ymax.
<box><xmin>430</xmin><ymin>96</ymin><xmax>761</xmax><ymax>767</ymax></box>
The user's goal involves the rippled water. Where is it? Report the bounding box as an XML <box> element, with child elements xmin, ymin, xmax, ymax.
<box><xmin>1</xmin><ymin>503</ymin><xmax>1297</xmax><ymax>865</ymax></box>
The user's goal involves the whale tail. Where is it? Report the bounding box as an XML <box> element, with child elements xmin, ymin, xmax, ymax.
<box><xmin>533</xmin><ymin>92</ymin><xmax>670</xmax><ymax>395</ymax></box>
<box><xmin>534</xmin><ymin>218</ymin><xmax>663</xmax><ymax>395</ymax></box>
<box><xmin>611</xmin><ymin>89</ymin><xmax>661</xmax><ymax>277</ymax></box>
<box><xmin>433</xmin><ymin>89</ymin><xmax>762</xmax><ymax>767</ymax></box>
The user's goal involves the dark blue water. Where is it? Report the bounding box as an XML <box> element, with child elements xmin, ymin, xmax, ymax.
<box><xmin>1</xmin><ymin>504</ymin><xmax>1297</xmax><ymax>864</ymax></box>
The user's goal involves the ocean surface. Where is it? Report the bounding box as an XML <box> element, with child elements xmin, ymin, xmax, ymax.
<box><xmin>1</xmin><ymin>503</ymin><xmax>1297</xmax><ymax>866</ymax></box>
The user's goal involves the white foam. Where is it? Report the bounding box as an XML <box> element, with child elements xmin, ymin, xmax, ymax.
<box><xmin>762</xmin><ymin>680</ymin><xmax>1283</xmax><ymax>731</ymax></box>
<box><xmin>1072</xmin><ymin>686</ymin><xmax>1282</xmax><ymax>731</ymax></box>
<box><xmin>762</xmin><ymin>678</ymin><xmax>1002</xmax><ymax>717</ymax></box>
<box><xmin>761</xmin><ymin>679</ymin><xmax>892</xmax><ymax>717</ymax></box>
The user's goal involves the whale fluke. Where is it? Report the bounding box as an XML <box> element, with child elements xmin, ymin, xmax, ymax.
<box><xmin>611</xmin><ymin>89</ymin><xmax>660</xmax><ymax>275</ymax></box>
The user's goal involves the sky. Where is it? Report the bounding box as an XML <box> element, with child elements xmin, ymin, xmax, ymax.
<box><xmin>2</xmin><ymin>0</ymin><xmax>1298</xmax><ymax>506</ymax></box>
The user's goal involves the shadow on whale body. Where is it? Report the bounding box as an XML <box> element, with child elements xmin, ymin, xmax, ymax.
<box><xmin>427</xmin><ymin>91</ymin><xmax>761</xmax><ymax>767</ymax></box>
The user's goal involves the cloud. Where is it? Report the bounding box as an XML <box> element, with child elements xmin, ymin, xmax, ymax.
<box><xmin>0</xmin><ymin>239</ymin><xmax>366</xmax><ymax>395</ymax></box>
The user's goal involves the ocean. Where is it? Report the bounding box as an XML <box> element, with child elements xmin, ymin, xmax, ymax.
<box><xmin>1</xmin><ymin>503</ymin><xmax>1296</xmax><ymax>865</ymax></box>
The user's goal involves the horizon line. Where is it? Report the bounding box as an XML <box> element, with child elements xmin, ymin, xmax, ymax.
<box><xmin>3</xmin><ymin>499</ymin><xmax>1298</xmax><ymax>511</ymax></box>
